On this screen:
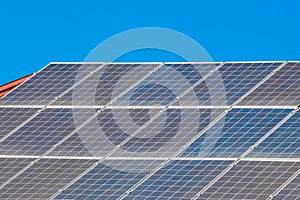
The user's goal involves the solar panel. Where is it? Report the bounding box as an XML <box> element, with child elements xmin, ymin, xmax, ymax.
<box><xmin>114</xmin><ymin>63</ymin><xmax>220</xmax><ymax>106</ymax></box>
<box><xmin>48</xmin><ymin>62</ymin><xmax>286</xmax><ymax>159</ymax></box>
<box><xmin>247</xmin><ymin>110</ymin><xmax>300</xmax><ymax>158</ymax></box>
<box><xmin>127</xmin><ymin>160</ymin><xmax>233</xmax><ymax>200</ymax></box>
<box><xmin>56</xmin><ymin>159</ymin><xmax>232</xmax><ymax>200</ymax></box>
<box><xmin>191</xmin><ymin>106</ymin><xmax>299</xmax><ymax>200</ymax></box>
<box><xmin>0</xmin><ymin>64</ymin><xmax>103</xmax><ymax>106</ymax></box>
<box><xmin>239</xmin><ymin>62</ymin><xmax>300</xmax><ymax>106</ymax></box>
<box><xmin>183</xmin><ymin>62</ymin><xmax>282</xmax><ymax>106</ymax></box>
<box><xmin>0</xmin><ymin>61</ymin><xmax>298</xmax><ymax>199</ymax></box>
<box><xmin>0</xmin><ymin>107</ymin><xmax>38</xmax><ymax>139</ymax></box>
<box><xmin>0</xmin><ymin>158</ymin><xmax>95</xmax><ymax>199</ymax></box>
<box><xmin>54</xmin><ymin>63</ymin><xmax>164</xmax><ymax>106</ymax></box>
<box><xmin>48</xmin><ymin>108</ymin><xmax>218</xmax><ymax>158</ymax></box>
<box><xmin>273</xmin><ymin>173</ymin><xmax>300</xmax><ymax>200</ymax></box>
<box><xmin>182</xmin><ymin>108</ymin><xmax>292</xmax><ymax>158</ymax></box>
<box><xmin>54</xmin><ymin>159</ymin><xmax>160</xmax><ymax>199</ymax></box>
<box><xmin>0</xmin><ymin>158</ymin><xmax>34</xmax><ymax>184</ymax></box>
<box><xmin>0</xmin><ymin>108</ymin><xmax>91</xmax><ymax>156</ymax></box>
<box><xmin>198</xmin><ymin>161</ymin><xmax>300</xmax><ymax>200</ymax></box>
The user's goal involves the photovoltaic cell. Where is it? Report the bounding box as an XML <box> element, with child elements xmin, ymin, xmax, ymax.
<box><xmin>247</xmin><ymin>110</ymin><xmax>300</xmax><ymax>158</ymax></box>
<box><xmin>0</xmin><ymin>158</ymin><xmax>34</xmax><ymax>185</ymax></box>
<box><xmin>114</xmin><ymin>63</ymin><xmax>219</xmax><ymax>106</ymax></box>
<box><xmin>49</xmin><ymin>108</ymin><xmax>221</xmax><ymax>158</ymax></box>
<box><xmin>55</xmin><ymin>160</ymin><xmax>159</xmax><ymax>200</ymax></box>
<box><xmin>182</xmin><ymin>108</ymin><xmax>291</xmax><ymax>158</ymax></box>
<box><xmin>165</xmin><ymin>63</ymin><xmax>220</xmax><ymax>86</ymax></box>
<box><xmin>183</xmin><ymin>62</ymin><xmax>281</xmax><ymax>106</ymax></box>
<box><xmin>0</xmin><ymin>108</ymin><xmax>93</xmax><ymax>156</ymax></box>
<box><xmin>0</xmin><ymin>64</ymin><xmax>100</xmax><ymax>106</ymax></box>
<box><xmin>49</xmin><ymin>109</ymin><xmax>170</xmax><ymax>157</ymax></box>
<box><xmin>109</xmin><ymin>108</ymin><xmax>224</xmax><ymax>159</ymax></box>
<box><xmin>0</xmin><ymin>158</ymin><xmax>95</xmax><ymax>199</ymax></box>
<box><xmin>199</xmin><ymin>161</ymin><xmax>300</xmax><ymax>200</ymax></box>
<box><xmin>54</xmin><ymin>63</ymin><xmax>162</xmax><ymax>106</ymax></box>
<box><xmin>273</xmin><ymin>174</ymin><xmax>300</xmax><ymax>200</ymax></box>
<box><xmin>125</xmin><ymin>160</ymin><xmax>233</xmax><ymax>200</ymax></box>
<box><xmin>0</xmin><ymin>107</ymin><xmax>38</xmax><ymax>139</ymax></box>
<box><xmin>55</xmin><ymin>159</ymin><xmax>232</xmax><ymax>200</ymax></box>
<box><xmin>239</xmin><ymin>62</ymin><xmax>300</xmax><ymax>106</ymax></box>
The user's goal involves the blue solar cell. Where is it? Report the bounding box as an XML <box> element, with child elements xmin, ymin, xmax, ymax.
<box><xmin>0</xmin><ymin>108</ymin><xmax>93</xmax><ymax>156</ymax></box>
<box><xmin>114</xmin><ymin>63</ymin><xmax>218</xmax><ymax>106</ymax></box>
<box><xmin>273</xmin><ymin>175</ymin><xmax>300</xmax><ymax>200</ymax></box>
<box><xmin>0</xmin><ymin>158</ymin><xmax>34</xmax><ymax>184</ymax></box>
<box><xmin>54</xmin><ymin>63</ymin><xmax>162</xmax><ymax>106</ymax></box>
<box><xmin>49</xmin><ymin>108</ymin><xmax>215</xmax><ymax>158</ymax></box>
<box><xmin>0</xmin><ymin>158</ymin><xmax>95</xmax><ymax>199</ymax></box>
<box><xmin>126</xmin><ymin>160</ymin><xmax>232</xmax><ymax>199</ymax></box>
<box><xmin>55</xmin><ymin>159</ymin><xmax>232</xmax><ymax>200</ymax></box>
<box><xmin>0</xmin><ymin>108</ymin><xmax>38</xmax><ymax>139</ymax></box>
<box><xmin>199</xmin><ymin>161</ymin><xmax>300</xmax><ymax>200</ymax></box>
<box><xmin>239</xmin><ymin>62</ymin><xmax>300</xmax><ymax>106</ymax></box>
<box><xmin>165</xmin><ymin>63</ymin><xmax>217</xmax><ymax>86</ymax></box>
<box><xmin>0</xmin><ymin>64</ymin><xmax>99</xmax><ymax>106</ymax></box>
<box><xmin>182</xmin><ymin>108</ymin><xmax>291</xmax><ymax>158</ymax></box>
<box><xmin>49</xmin><ymin>109</ymin><xmax>164</xmax><ymax>157</ymax></box>
<box><xmin>56</xmin><ymin>160</ymin><xmax>153</xmax><ymax>199</ymax></box>
<box><xmin>247</xmin><ymin>110</ymin><xmax>300</xmax><ymax>158</ymax></box>
<box><xmin>183</xmin><ymin>62</ymin><xmax>281</xmax><ymax>106</ymax></box>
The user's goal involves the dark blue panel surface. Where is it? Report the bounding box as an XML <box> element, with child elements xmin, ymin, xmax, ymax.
<box><xmin>184</xmin><ymin>62</ymin><xmax>281</xmax><ymax>106</ymax></box>
<box><xmin>56</xmin><ymin>159</ymin><xmax>232</xmax><ymax>200</ymax></box>
<box><xmin>0</xmin><ymin>158</ymin><xmax>34</xmax><ymax>184</ymax></box>
<box><xmin>247</xmin><ymin>110</ymin><xmax>300</xmax><ymax>158</ymax></box>
<box><xmin>240</xmin><ymin>62</ymin><xmax>300</xmax><ymax>106</ymax></box>
<box><xmin>182</xmin><ymin>108</ymin><xmax>291</xmax><ymax>158</ymax></box>
<box><xmin>107</xmin><ymin>63</ymin><xmax>218</xmax><ymax>107</ymax></box>
<box><xmin>126</xmin><ymin>160</ymin><xmax>232</xmax><ymax>200</ymax></box>
<box><xmin>54</xmin><ymin>63</ymin><xmax>161</xmax><ymax>106</ymax></box>
<box><xmin>56</xmin><ymin>160</ymin><xmax>151</xmax><ymax>200</ymax></box>
<box><xmin>199</xmin><ymin>161</ymin><xmax>300</xmax><ymax>200</ymax></box>
<box><xmin>0</xmin><ymin>64</ymin><xmax>98</xmax><ymax>106</ymax></box>
<box><xmin>0</xmin><ymin>108</ymin><xmax>92</xmax><ymax>156</ymax></box>
<box><xmin>0</xmin><ymin>107</ymin><xmax>38</xmax><ymax>139</ymax></box>
<box><xmin>0</xmin><ymin>159</ymin><xmax>95</xmax><ymax>199</ymax></box>
<box><xmin>49</xmin><ymin>108</ymin><xmax>214</xmax><ymax>158</ymax></box>
<box><xmin>273</xmin><ymin>175</ymin><xmax>300</xmax><ymax>200</ymax></box>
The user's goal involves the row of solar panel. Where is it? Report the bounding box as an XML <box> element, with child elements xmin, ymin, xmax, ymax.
<box><xmin>0</xmin><ymin>157</ymin><xmax>298</xmax><ymax>199</ymax></box>
<box><xmin>0</xmin><ymin>62</ymin><xmax>299</xmax><ymax>199</ymax></box>
<box><xmin>0</xmin><ymin>107</ymin><xmax>298</xmax><ymax>158</ymax></box>
<box><xmin>0</xmin><ymin>105</ymin><xmax>298</xmax><ymax>199</ymax></box>
<box><xmin>0</xmin><ymin>62</ymin><xmax>299</xmax><ymax>106</ymax></box>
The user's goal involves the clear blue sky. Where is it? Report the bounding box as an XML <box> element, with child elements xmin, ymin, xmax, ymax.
<box><xmin>1</xmin><ymin>0</ymin><xmax>300</xmax><ymax>85</ymax></box>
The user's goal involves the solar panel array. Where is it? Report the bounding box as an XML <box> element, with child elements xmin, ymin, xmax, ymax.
<box><xmin>0</xmin><ymin>61</ymin><xmax>299</xmax><ymax>199</ymax></box>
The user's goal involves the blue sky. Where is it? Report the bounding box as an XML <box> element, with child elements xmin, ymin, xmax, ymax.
<box><xmin>0</xmin><ymin>0</ymin><xmax>300</xmax><ymax>85</ymax></box>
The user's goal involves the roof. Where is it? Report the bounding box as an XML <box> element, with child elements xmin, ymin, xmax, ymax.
<box><xmin>0</xmin><ymin>62</ymin><xmax>299</xmax><ymax>199</ymax></box>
